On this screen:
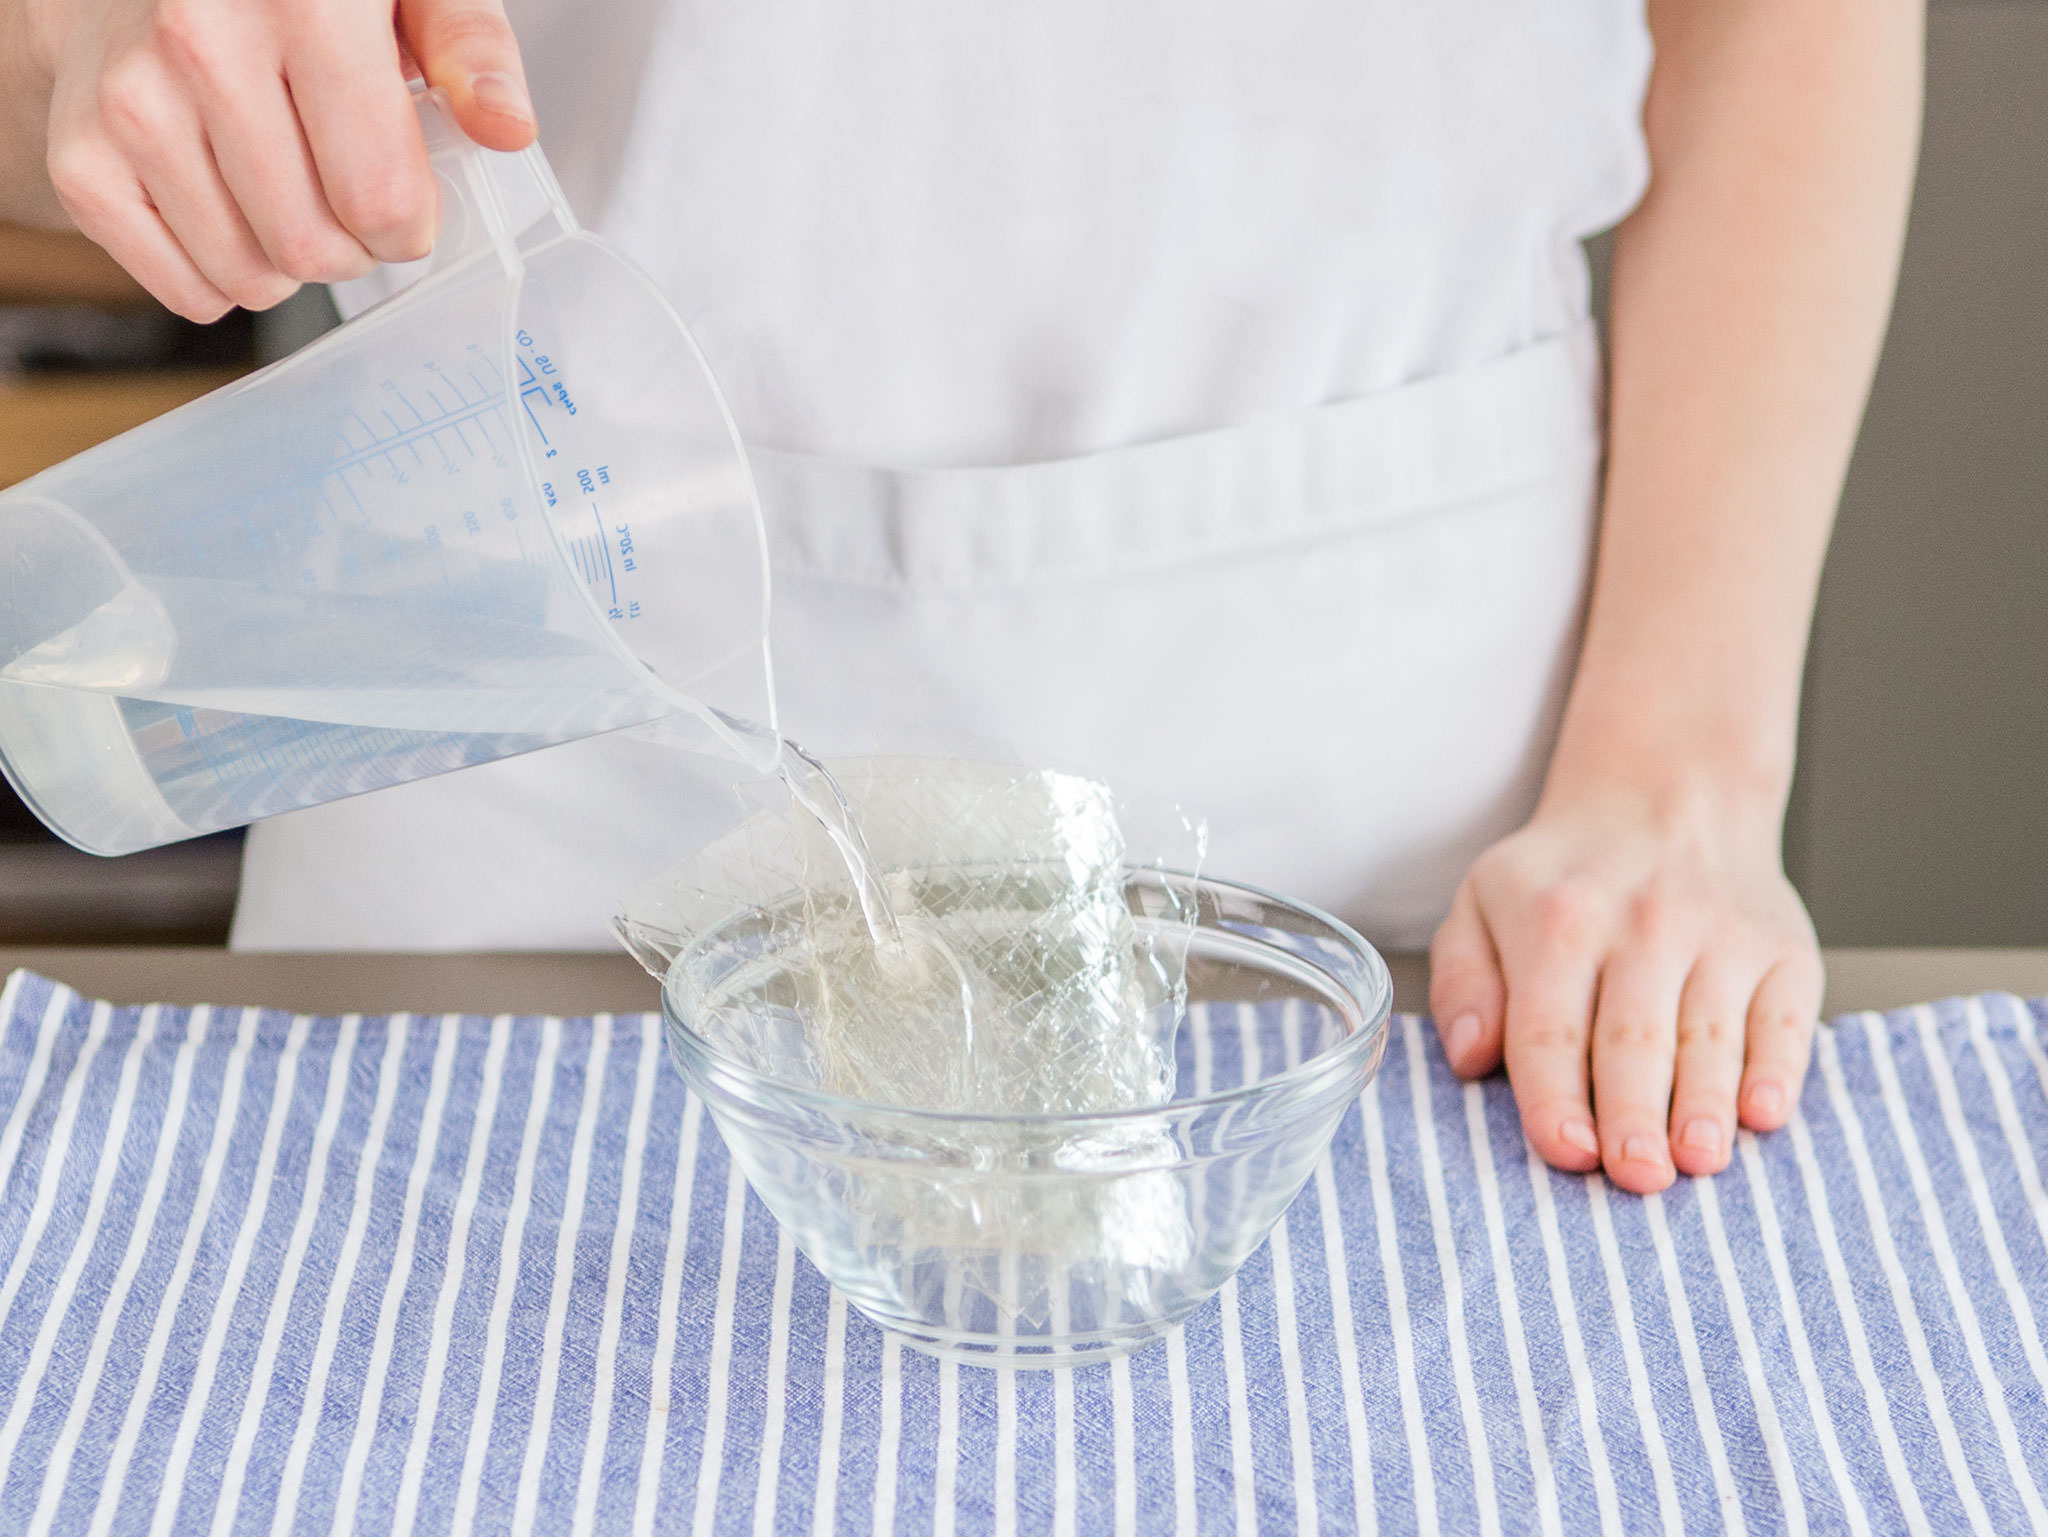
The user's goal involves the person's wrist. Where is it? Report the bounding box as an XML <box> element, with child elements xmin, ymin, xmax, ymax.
<box><xmin>8</xmin><ymin>0</ymin><xmax>61</xmax><ymax>85</ymax></box>
<box><xmin>1537</xmin><ymin>706</ymin><xmax>1795</xmax><ymax>853</ymax></box>
<box><xmin>0</xmin><ymin>0</ymin><xmax>55</xmax><ymax>225</ymax></box>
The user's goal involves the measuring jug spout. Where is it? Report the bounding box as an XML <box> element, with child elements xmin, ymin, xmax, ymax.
<box><xmin>0</xmin><ymin>88</ymin><xmax>772</xmax><ymax>856</ymax></box>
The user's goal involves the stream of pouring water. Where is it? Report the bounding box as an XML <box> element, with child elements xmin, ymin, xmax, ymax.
<box><xmin>776</xmin><ymin>739</ymin><xmax>905</xmax><ymax>944</ymax></box>
<box><xmin>690</xmin><ymin>709</ymin><xmax>903</xmax><ymax>944</ymax></box>
<box><xmin>649</xmin><ymin>707</ymin><xmax>978</xmax><ymax>1052</ymax></box>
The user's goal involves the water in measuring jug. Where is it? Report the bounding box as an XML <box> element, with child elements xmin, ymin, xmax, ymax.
<box><xmin>0</xmin><ymin>86</ymin><xmax>773</xmax><ymax>855</ymax></box>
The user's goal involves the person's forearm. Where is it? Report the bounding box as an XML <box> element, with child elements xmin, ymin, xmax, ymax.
<box><xmin>1548</xmin><ymin>0</ymin><xmax>1923</xmax><ymax>826</ymax></box>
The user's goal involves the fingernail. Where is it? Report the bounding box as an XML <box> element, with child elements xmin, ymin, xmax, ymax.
<box><xmin>1560</xmin><ymin>1118</ymin><xmax>1599</xmax><ymax>1156</ymax></box>
<box><xmin>1446</xmin><ymin>1012</ymin><xmax>1482</xmax><ymax>1064</ymax></box>
<box><xmin>1680</xmin><ymin>1117</ymin><xmax>1723</xmax><ymax>1157</ymax></box>
<box><xmin>1622</xmin><ymin>1132</ymin><xmax>1667</xmax><ymax>1169</ymax></box>
<box><xmin>1746</xmin><ymin>1081</ymin><xmax>1785</xmax><ymax>1121</ymax></box>
<box><xmin>470</xmin><ymin>70</ymin><xmax>533</xmax><ymax>124</ymax></box>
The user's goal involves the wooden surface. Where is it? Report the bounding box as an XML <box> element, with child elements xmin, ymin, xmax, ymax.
<box><xmin>1</xmin><ymin>947</ymin><xmax>2041</xmax><ymax>1022</ymax></box>
<box><xmin>0</xmin><ymin>225</ymin><xmax>147</xmax><ymax>307</ymax></box>
<box><xmin>0</xmin><ymin>370</ymin><xmax>243</xmax><ymax>488</ymax></box>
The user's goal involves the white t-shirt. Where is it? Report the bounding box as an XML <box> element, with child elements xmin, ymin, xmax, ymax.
<box><xmin>233</xmin><ymin>1</ymin><xmax>1652</xmax><ymax>951</ymax></box>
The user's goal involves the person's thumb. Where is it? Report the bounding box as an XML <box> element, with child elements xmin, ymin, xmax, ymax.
<box><xmin>397</xmin><ymin>0</ymin><xmax>537</xmax><ymax>153</ymax></box>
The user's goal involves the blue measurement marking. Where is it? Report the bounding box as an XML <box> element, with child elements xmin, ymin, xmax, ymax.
<box><xmin>344</xmin><ymin>410</ymin><xmax>381</xmax><ymax>452</ymax></box>
<box><xmin>591</xmin><ymin>506</ymin><xmax>618</xmax><ymax>608</ymax></box>
<box><xmin>325</xmin><ymin>393</ymin><xmax>508</xmax><ymax>476</ymax></box>
<box><xmin>475</xmin><ymin>413</ymin><xmax>507</xmax><ymax>467</ymax></box>
<box><xmin>156</xmin><ymin>358</ymin><xmax>525</xmax><ymax>572</ymax></box>
<box><xmin>516</xmin><ymin>357</ymin><xmax>556</xmax><ymax>456</ymax></box>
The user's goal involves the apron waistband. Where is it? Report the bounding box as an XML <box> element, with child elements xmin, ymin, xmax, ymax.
<box><xmin>747</xmin><ymin>320</ymin><xmax>1602</xmax><ymax>592</ymax></box>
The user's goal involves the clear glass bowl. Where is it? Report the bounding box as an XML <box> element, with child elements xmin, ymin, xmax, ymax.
<box><xmin>661</xmin><ymin>868</ymin><xmax>1393</xmax><ymax>1366</ymax></box>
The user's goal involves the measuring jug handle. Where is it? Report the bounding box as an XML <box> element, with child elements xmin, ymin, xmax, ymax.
<box><xmin>328</xmin><ymin>83</ymin><xmax>582</xmax><ymax>315</ymax></box>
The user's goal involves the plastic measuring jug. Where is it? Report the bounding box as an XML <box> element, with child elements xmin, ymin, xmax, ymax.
<box><xmin>0</xmin><ymin>87</ymin><xmax>772</xmax><ymax>856</ymax></box>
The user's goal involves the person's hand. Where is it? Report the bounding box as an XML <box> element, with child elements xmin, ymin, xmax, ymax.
<box><xmin>1428</xmin><ymin>782</ymin><xmax>1823</xmax><ymax>1193</ymax></box>
<box><xmin>14</xmin><ymin>0</ymin><xmax>535</xmax><ymax>320</ymax></box>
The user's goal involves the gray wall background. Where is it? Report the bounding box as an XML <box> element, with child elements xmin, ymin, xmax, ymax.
<box><xmin>1781</xmin><ymin>0</ymin><xmax>2048</xmax><ymax>943</ymax></box>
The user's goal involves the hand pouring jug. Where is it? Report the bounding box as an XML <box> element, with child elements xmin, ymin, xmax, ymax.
<box><xmin>0</xmin><ymin>88</ymin><xmax>772</xmax><ymax>856</ymax></box>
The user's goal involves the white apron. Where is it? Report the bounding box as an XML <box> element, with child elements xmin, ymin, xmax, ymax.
<box><xmin>233</xmin><ymin>1</ymin><xmax>1650</xmax><ymax>951</ymax></box>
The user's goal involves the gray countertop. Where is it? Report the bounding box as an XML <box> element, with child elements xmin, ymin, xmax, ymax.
<box><xmin>5</xmin><ymin>947</ymin><xmax>2047</xmax><ymax>1021</ymax></box>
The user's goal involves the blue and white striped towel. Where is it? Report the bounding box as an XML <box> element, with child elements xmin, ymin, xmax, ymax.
<box><xmin>1</xmin><ymin>967</ymin><xmax>2046</xmax><ymax>1535</ymax></box>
